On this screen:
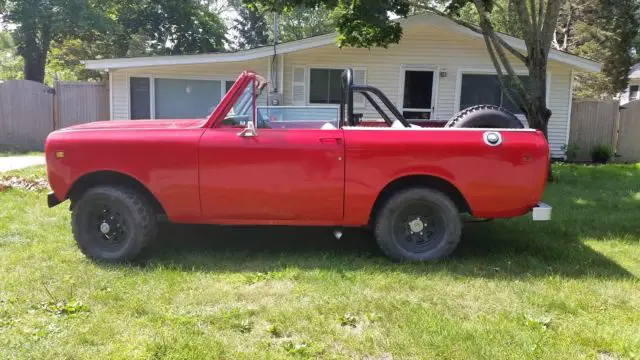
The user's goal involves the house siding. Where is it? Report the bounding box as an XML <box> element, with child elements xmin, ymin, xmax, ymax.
<box><xmin>109</xmin><ymin>24</ymin><xmax>575</xmax><ymax>157</ymax></box>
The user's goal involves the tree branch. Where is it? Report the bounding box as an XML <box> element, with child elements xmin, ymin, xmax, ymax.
<box><xmin>473</xmin><ymin>0</ymin><xmax>528</xmax><ymax>108</ymax></box>
<box><xmin>552</xmin><ymin>30</ymin><xmax>560</xmax><ymax>50</ymax></box>
<box><xmin>540</xmin><ymin>0</ymin><xmax>563</xmax><ymax>57</ymax></box>
<box><xmin>514</xmin><ymin>0</ymin><xmax>534</xmax><ymax>53</ymax></box>
<box><xmin>538</xmin><ymin>0</ymin><xmax>544</xmax><ymax>33</ymax></box>
<box><xmin>529</xmin><ymin>0</ymin><xmax>537</xmax><ymax>31</ymax></box>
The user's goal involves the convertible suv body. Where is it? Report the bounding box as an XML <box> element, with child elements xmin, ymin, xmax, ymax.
<box><xmin>45</xmin><ymin>70</ymin><xmax>551</xmax><ymax>262</ymax></box>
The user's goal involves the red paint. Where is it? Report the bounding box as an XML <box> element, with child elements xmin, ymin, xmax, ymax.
<box><xmin>45</xmin><ymin>71</ymin><xmax>549</xmax><ymax>227</ymax></box>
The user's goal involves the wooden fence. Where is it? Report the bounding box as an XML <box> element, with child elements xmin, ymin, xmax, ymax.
<box><xmin>0</xmin><ymin>79</ymin><xmax>107</xmax><ymax>151</ymax></box>
<box><xmin>616</xmin><ymin>100</ymin><xmax>640</xmax><ymax>162</ymax></box>
<box><xmin>55</xmin><ymin>81</ymin><xmax>109</xmax><ymax>129</ymax></box>
<box><xmin>569</xmin><ymin>99</ymin><xmax>640</xmax><ymax>162</ymax></box>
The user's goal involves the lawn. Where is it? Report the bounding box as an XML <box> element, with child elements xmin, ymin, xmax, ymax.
<box><xmin>1</xmin><ymin>164</ymin><xmax>639</xmax><ymax>359</ymax></box>
<box><xmin>0</xmin><ymin>151</ymin><xmax>43</xmax><ymax>157</ymax></box>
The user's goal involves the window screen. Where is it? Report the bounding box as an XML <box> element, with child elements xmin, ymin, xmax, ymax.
<box><xmin>309</xmin><ymin>69</ymin><xmax>343</xmax><ymax>104</ymax></box>
<box><xmin>460</xmin><ymin>74</ymin><xmax>528</xmax><ymax>114</ymax></box>
<box><xmin>403</xmin><ymin>71</ymin><xmax>434</xmax><ymax>109</ymax></box>
<box><xmin>130</xmin><ymin>77</ymin><xmax>151</xmax><ymax>120</ymax></box>
<box><xmin>154</xmin><ymin>78</ymin><xmax>221</xmax><ymax>119</ymax></box>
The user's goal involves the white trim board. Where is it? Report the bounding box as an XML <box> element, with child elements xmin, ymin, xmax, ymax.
<box><xmin>84</xmin><ymin>13</ymin><xmax>601</xmax><ymax>73</ymax></box>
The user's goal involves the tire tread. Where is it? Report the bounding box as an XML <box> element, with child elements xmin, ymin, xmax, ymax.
<box><xmin>373</xmin><ymin>187</ymin><xmax>462</xmax><ymax>261</ymax></box>
<box><xmin>71</xmin><ymin>186</ymin><xmax>157</xmax><ymax>261</ymax></box>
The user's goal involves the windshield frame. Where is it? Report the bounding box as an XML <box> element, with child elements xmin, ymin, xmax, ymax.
<box><xmin>206</xmin><ymin>71</ymin><xmax>265</xmax><ymax>128</ymax></box>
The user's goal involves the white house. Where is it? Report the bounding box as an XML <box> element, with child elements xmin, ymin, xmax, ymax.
<box><xmin>620</xmin><ymin>63</ymin><xmax>640</xmax><ymax>105</ymax></box>
<box><xmin>84</xmin><ymin>13</ymin><xmax>600</xmax><ymax>158</ymax></box>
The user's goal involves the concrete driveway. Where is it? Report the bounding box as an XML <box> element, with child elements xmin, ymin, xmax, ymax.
<box><xmin>0</xmin><ymin>156</ymin><xmax>46</xmax><ymax>173</ymax></box>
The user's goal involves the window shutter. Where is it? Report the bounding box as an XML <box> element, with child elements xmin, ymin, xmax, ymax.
<box><xmin>353</xmin><ymin>69</ymin><xmax>367</xmax><ymax>108</ymax></box>
<box><xmin>292</xmin><ymin>66</ymin><xmax>306</xmax><ymax>105</ymax></box>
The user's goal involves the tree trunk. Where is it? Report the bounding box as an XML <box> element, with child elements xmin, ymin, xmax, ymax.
<box><xmin>525</xmin><ymin>52</ymin><xmax>554</xmax><ymax>180</ymax></box>
<box><xmin>18</xmin><ymin>22</ymin><xmax>50</xmax><ymax>84</ymax></box>
<box><xmin>23</xmin><ymin>49</ymin><xmax>47</xmax><ymax>83</ymax></box>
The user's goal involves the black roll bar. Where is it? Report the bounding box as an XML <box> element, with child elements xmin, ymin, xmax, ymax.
<box><xmin>340</xmin><ymin>68</ymin><xmax>411</xmax><ymax>128</ymax></box>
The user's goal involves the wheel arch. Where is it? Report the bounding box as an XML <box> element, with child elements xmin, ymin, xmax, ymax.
<box><xmin>66</xmin><ymin>171</ymin><xmax>166</xmax><ymax>215</ymax></box>
<box><xmin>369</xmin><ymin>174</ymin><xmax>470</xmax><ymax>225</ymax></box>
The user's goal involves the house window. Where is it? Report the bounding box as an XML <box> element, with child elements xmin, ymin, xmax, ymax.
<box><xmin>309</xmin><ymin>68</ymin><xmax>343</xmax><ymax>104</ymax></box>
<box><xmin>630</xmin><ymin>85</ymin><xmax>639</xmax><ymax>100</ymax></box>
<box><xmin>460</xmin><ymin>74</ymin><xmax>529</xmax><ymax>114</ymax></box>
<box><xmin>130</xmin><ymin>77</ymin><xmax>151</xmax><ymax>120</ymax></box>
<box><xmin>129</xmin><ymin>77</ymin><xmax>234</xmax><ymax>119</ymax></box>
<box><xmin>300</xmin><ymin>67</ymin><xmax>366</xmax><ymax>107</ymax></box>
<box><xmin>401</xmin><ymin>69</ymin><xmax>435</xmax><ymax>120</ymax></box>
<box><xmin>226</xmin><ymin>80</ymin><xmax>235</xmax><ymax>93</ymax></box>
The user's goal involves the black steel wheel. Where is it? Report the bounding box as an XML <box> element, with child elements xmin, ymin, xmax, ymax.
<box><xmin>71</xmin><ymin>186</ymin><xmax>157</xmax><ymax>261</ymax></box>
<box><xmin>374</xmin><ymin>188</ymin><xmax>462</xmax><ymax>261</ymax></box>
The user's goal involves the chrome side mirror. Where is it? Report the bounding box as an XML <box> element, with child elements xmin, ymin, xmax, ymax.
<box><xmin>238</xmin><ymin>120</ymin><xmax>257</xmax><ymax>137</ymax></box>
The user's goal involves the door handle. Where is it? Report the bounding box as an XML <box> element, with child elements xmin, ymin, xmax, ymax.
<box><xmin>319</xmin><ymin>137</ymin><xmax>343</xmax><ymax>144</ymax></box>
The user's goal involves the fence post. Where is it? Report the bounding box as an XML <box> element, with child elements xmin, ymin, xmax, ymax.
<box><xmin>53</xmin><ymin>80</ymin><xmax>59</xmax><ymax>130</ymax></box>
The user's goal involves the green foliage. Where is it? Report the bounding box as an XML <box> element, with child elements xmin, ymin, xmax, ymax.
<box><xmin>0</xmin><ymin>0</ymin><xmax>227</xmax><ymax>82</ymax></box>
<box><xmin>556</xmin><ymin>0</ymin><xmax>639</xmax><ymax>98</ymax></box>
<box><xmin>39</xmin><ymin>300</ymin><xmax>89</xmax><ymax>317</ymax></box>
<box><xmin>266</xmin><ymin>323</ymin><xmax>284</xmax><ymax>338</ymax></box>
<box><xmin>230</xmin><ymin>0</ymin><xmax>270</xmax><ymax>50</ymax></box>
<box><xmin>1</xmin><ymin>0</ymin><xmax>95</xmax><ymax>82</ymax></box>
<box><xmin>449</xmin><ymin>0</ymin><xmax>521</xmax><ymax>37</ymax></box>
<box><xmin>0</xmin><ymin>30</ymin><xmax>22</xmax><ymax>80</ymax></box>
<box><xmin>237</xmin><ymin>319</ymin><xmax>253</xmax><ymax>333</ymax></box>
<box><xmin>339</xmin><ymin>312</ymin><xmax>358</xmax><ymax>327</ymax></box>
<box><xmin>524</xmin><ymin>314</ymin><xmax>552</xmax><ymax>331</ymax></box>
<box><xmin>282</xmin><ymin>339</ymin><xmax>317</xmax><ymax>355</ymax></box>
<box><xmin>46</xmin><ymin>38</ymin><xmax>102</xmax><ymax>82</ymax></box>
<box><xmin>250</xmin><ymin>0</ymin><xmax>411</xmax><ymax>48</ymax></box>
<box><xmin>598</xmin><ymin>0</ymin><xmax>640</xmax><ymax>95</ymax></box>
<box><xmin>562</xmin><ymin>142</ymin><xmax>581</xmax><ymax>162</ymax></box>
<box><xmin>269</xmin><ymin>5</ymin><xmax>335</xmax><ymax>43</ymax></box>
<box><xmin>591</xmin><ymin>144</ymin><xmax>613</xmax><ymax>163</ymax></box>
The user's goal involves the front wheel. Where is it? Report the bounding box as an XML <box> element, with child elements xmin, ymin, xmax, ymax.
<box><xmin>71</xmin><ymin>186</ymin><xmax>157</xmax><ymax>261</ymax></box>
<box><xmin>374</xmin><ymin>188</ymin><xmax>462</xmax><ymax>261</ymax></box>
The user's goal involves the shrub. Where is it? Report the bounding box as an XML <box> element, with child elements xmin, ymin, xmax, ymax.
<box><xmin>590</xmin><ymin>144</ymin><xmax>613</xmax><ymax>164</ymax></box>
<box><xmin>561</xmin><ymin>142</ymin><xmax>581</xmax><ymax>162</ymax></box>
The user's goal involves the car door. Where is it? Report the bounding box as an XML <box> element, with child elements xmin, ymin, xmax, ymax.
<box><xmin>198</xmin><ymin>127</ymin><xmax>345</xmax><ymax>223</ymax></box>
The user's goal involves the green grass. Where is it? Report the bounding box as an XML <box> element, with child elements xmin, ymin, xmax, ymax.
<box><xmin>0</xmin><ymin>151</ymin><xmax>43</xmax><ymax>158</ymax></box>
<box><xmin>1</xmin><ymin>164</ymin><xmax>639</xmax><ymax>359</ymax></box>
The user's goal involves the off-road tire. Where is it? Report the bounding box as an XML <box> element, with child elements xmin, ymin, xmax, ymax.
<box><xmin>374</xmin><ymin>188</ymin><xmax>462</xmax><ymax>261</ymax></box>
<box><xmin>446</xmin><ymin>105</ymin><xmax>524</xmax><ymax>129</ymax></box>
<box><xmin>71</xmin><ymin>186</ymin><xmax>157</xmax><ymax>262</ymax></box>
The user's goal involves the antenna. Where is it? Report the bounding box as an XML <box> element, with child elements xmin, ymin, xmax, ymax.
<box><xmin>268</xmin><ymin>11</ymin><xmax>282</xmax><ymax>106</ymax></box>
<box><xmin>272</xmin><ymin>12</ymin><xmax>278</xmax><ymax>93</ymax></box>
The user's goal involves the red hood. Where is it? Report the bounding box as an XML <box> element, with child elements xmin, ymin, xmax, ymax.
<box><xmin>59</xmin><ymin>119</ymin><xmax>207</xmax><ymax>132</ymax></box>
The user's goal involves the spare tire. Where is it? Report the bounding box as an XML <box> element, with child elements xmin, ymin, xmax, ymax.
<box><xmin>446</xmin><ymin>105</ymin><xmax>524</xmax><ymax>129</ymax></box>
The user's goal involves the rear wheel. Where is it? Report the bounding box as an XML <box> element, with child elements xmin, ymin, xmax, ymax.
<box><xmin>71</xmin><ymin>186</ymin><xmax>157</xmax><ymax>261</ymax></box>
<box><xmin>374</xmin><ymin>188</ymin><xmax>462</xmax><ymax>261</ymax></box>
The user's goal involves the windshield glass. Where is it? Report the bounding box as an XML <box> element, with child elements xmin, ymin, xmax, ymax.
<box><xmin>219</xmin><ymin>79</ymin><xmax>255</xmax><ymax>127</ymax></box>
